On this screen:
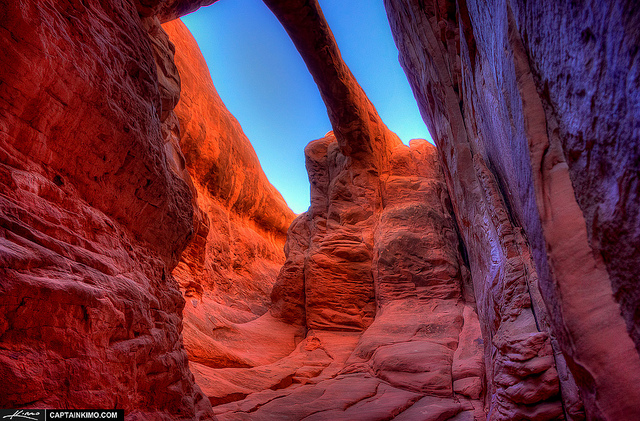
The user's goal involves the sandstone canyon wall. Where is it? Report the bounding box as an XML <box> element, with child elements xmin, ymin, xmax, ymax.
<box><xmin>0</xmin><ymin>0</ymin><xmax>214</xmax><ymax>418</ymax></box>
<box><xmin>0</xmin><ymin>0</ymin><xmax>297</xmax><ymax>417</ymax></box>
<box><xmin>197</xmin><ymin>0</ymin><xmax>640</xmax><ymax>419</ymax></box>
<box><xmin>385</xmin><ymin>0</ymin><xmax>640</xmax><ymax>419</ymax></box>
<box><xmin>194</xmin><ymin>1</ymin><xmax>485</xmax><ymax>419</ymax></box>
<box><xmin>163</xmin><ymin>20</ymin><xmax>295</xmax><ymax>371</ymax></box>
<box><xmin>3</xmin><ymin>0</ymin><xmax>640</xmax><ymax>420</ymax></box>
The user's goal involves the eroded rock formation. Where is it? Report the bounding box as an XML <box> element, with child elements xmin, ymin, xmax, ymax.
<box><xmin>0</xmin><ymin>0</ymin><xmax>216</xmax><ymax>418</ymax></box>
<box><xmin>385</xmin><ymin>0</ymin><xmax>640</xmax><ymax>419</ymax></box>
<box><xmin>207</xmin><ymin>135</ymin><xmax>486</xmax><ymax>421</ymax></box>
<box><xmin>163</xmin><ymin>19</ymin><xmax>296</xmax><ymax>370</ymax></box>
<box><xmin>2</xmin><ymin>0</ymin><xmax>640</xmax><ymax>419</ymax></box>
<box><xmin>190</xmin><ymin>1</ymin><xmax>486</xmax><ymax>419</ymax></box>
<box><xmin>138</xmin><ymin>0</ymin><xmax>218</xmax><ymax>22</ymax></box>
<box><xmin>183</xmin><ymin>0</ymin><xmax>640</xmax><ymax>419</ymax></box>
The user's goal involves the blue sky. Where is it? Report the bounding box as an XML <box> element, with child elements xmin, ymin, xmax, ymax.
<box><xmin>182</xmin><ymin>0</ymin><xmax>433</xmax><ymax>214</ymax></box>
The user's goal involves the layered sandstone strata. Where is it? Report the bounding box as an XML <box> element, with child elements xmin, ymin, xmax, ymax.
<box><xmin>206</xmin><ymin>135</ymin><xmax>486</xmax><ymax>421</ymax></box>
<box><xmin>190</xmin><ymin>0</ymin><xmax>640</xmax><ymax>419</ymax></box>
<box><xmin>3</xmin><ymin>0</ymin><xmax>639</xmax><ymax>419</ymax></box>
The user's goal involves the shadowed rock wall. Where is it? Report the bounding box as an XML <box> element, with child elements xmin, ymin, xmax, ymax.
<box><xmin>385</xmin><ymin>0</ymin><xmax>640</xmax><ymax>419</ymax></box>
<box><xmin>3</xmin><ymin>0</ymin><xmax>639</xmax><ymax>419</ymax></box>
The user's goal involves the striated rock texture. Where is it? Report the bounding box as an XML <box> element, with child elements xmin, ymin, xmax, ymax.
<box><xmin>162</xmin><ymin>19</ymin><xmax>296</xmax><ymax>370</ymax></box>
<box><xmin>192</xmin><ymin>1</ymin><xmax>486</xmax><ymax>419</ymax></box>
<box><xmin>263</xmin><ymin>0</ymin><xmax>403</xmax><ymax>331</ymax></box>
<box><xmin>206</xmin><ymin>136</ymin><xmax>486</xmax><ymax>421</ymax></box>
<box><xmin>0</xmin><ymin>0</ymin><xmax>216</xmax><ymax>418</ymax></box>
<box><xmin>385</xmin><ymin>0</ymin><xmax>640</xmax><ymax>419</ymax></box>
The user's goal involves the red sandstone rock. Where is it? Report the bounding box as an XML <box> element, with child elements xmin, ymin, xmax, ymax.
<box><xmin>157</xmin><ymin>0</ymin><xmax>218</xmax><ymax>22</ymax></box>
<box><xmin>195</xmin><ymin>131</ymin><xmax>485</xmax><ymax>419</ymax></box>
<box><xmin>190</xmin><ymin>2</ymin><xmax>486</xmax><ymax>418</ymax></box>
<box><xmin>262</xmin><ymin>0</ymin><xmax>402</xmax><ymax>331</ymax></box>
<box><xmin>0</xmin><ymin>0</ymin><xmax>215</xmax><ymax>418</ymax></box>
<box><xmin>281</xmin><ymin>132</ymin><xmax>379</xmax><ymax>331</ymax></box>
<box><xmin>161</xmin><ymin>20</ymin><xmax>296</xmax><ymax>372</ymax></box>
<box><xmin>262</xmin><ymin>0</ymin><xmax>403</xmax><ymax>331</ymax></box>
<box><xmin>6</xmin><ymin>0</ymin><xmax>637</xmax><ymax>419</ymax></box>
<box><xmin>509</xmin><ymin>2</ymin><xmax>640</xmax><ymax>361</ymax></box>
<box><xmin>262</xmin><ymin>0</ymin><xmax>402</xmax><ymax>166</ymax></box>
<box><xmin>135</xmin><ymin>0</ymin><xmax>218</xmax><ymax>21</ymax></box>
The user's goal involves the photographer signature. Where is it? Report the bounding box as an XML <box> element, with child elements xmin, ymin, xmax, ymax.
<box><xmin>2</xmin><ymin>411</ymin><xmax>41</xmax><ymax>421</ymax></box>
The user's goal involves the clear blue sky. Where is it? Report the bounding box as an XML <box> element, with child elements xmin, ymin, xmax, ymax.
<box><xmin>182</xmin><ymin>0</ymin><xmax>433</xmax><ymax>214</ymax></box>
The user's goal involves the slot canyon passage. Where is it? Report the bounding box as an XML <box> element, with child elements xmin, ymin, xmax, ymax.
<box><xmin>1</xmin><ymin>0</ymin><xmax>640</xmax><ymax>419</ymax></box>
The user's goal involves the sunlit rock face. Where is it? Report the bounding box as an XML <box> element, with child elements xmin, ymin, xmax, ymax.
<box><xmin>211</xmin><ymin>136</ymin><xmax>486</xmax><ymax>420</ymax></box>
<box><xmin>162</xmin><ymin>20</ymin><xmax>297</xmax><ymax>370</ymax></box>
<box><xmin>0</xmin><ymin>0</ymin><xmax>216</xmax><ymax>418</ymax></box>
<box><xmin>385</xmin><ymin>0</ymin><xmax>640</xmax><ymax>419</ymax></box>
<box><xmin>272</xmin><ymin>133</ymin><xmax>469</xmax><ymax>332</ymax></box>
<box><xmin>194</xmin><ymin>1</ymin><xmax>485</xmax><ymax>419</ymax></box>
